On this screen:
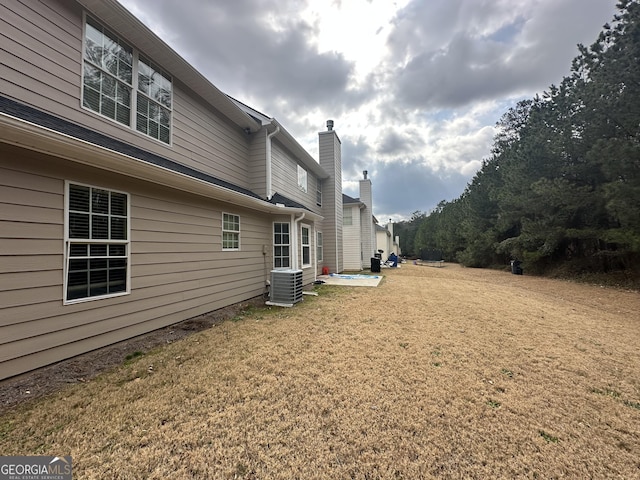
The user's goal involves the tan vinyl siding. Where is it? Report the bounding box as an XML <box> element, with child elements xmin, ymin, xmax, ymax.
<box><xmin>247</xmin><ymin>130</ymin><xmax>267</xmax><ymax>197</ymax></box>
<box><xmin>0</xmin><ymin>145</ymin><xmax>271</xmax><ymax>380</ymax></box>
<box><xmin>171</xmin><ymin>84</ymin><xmax>251</xmax><ymax>188</ymax></box>
<box><xmin>318</xmin><ymin>131</ymin><xmax>342</xmax><ymax>273</ymax></box>
<box><xmin>271</xmin><ymin>142</ymin><xmax>321</xmax><ymax>213</ymax></box>
<box><xmin>0</xmin><ymin>0</ymin><xmax>84</xmax><ymax>122</ymax></box>
<box><xmin>1</xmin><ymin>0</ymin><xmax>252</xmax><ymax>191</ymax></box>
<box><xmin>0</xmin><ymin>158</ymin><xmax>64</xmax><ymax>325</ymax></box>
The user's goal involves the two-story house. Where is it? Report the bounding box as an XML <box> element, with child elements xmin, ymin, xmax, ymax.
<box><xmin>0</xmin><ymin>0</ymin><xmax>343</xmax><ymax>380</ymax></box>
<box><xmin>342</xmin><ymin>172</ymin><xmax>376</xmax><ymax>270</ymax></box>
<box><xmin>376</xmin><ymin>221</ymin><xmax>400</xmax><ymax>260</ymax></box>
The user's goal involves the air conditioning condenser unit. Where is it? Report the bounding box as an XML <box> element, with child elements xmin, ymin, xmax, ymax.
<box><xmin>267</xmin><ymin>269</ymin><xmax>303</xmax><ymax>307</ymax></box>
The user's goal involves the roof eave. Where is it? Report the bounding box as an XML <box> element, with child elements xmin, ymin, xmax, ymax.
<box><xmin>0</xmin><ymin>113</ymin><xmax>322</xmax><ymax>220</ymax></box>
<box><xmin>227</xmin><ymin>103</ymin><xmax>330</xmax><ymax>180</ymax></box>
<box><xmin>270</xmin><ymin>119</ymin><xmax>329</xmax><ymax>179</ymax></box>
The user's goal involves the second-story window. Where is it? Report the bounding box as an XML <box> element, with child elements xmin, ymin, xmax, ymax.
<box><xmin>83</xmin><ymin>15</ymin><xmax>172</xmax><ymax>144</ymax></box>
<box><xmin>316</xmin><ymin>179</ymin><xmax>322</xmax><ymax>206</ymax></box>
<box><xmin>137</xmin><ymin>56</ymin><xmax>172</xmax><ymax>144</ymax></box>
<box><xmin>297</xmin><ymin>165</ymin><xmax>307</xmax><ymax>193</ymax></box>
<box><xmin>344</xmin><ymin>207</ymin><xmax>353</xmax><ymax>226</ymax></box>
<box><xmin>83</xmin><ymin>16</ymin><xmax>132</xmax><ymax>126</ymax></box>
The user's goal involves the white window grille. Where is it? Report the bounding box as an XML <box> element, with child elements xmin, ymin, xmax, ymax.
<box><xmin>83</xmin><ymin>15</ymin><xmax>172</xmax><ymax>144</ymax></box>
<box><xmin>222</xmin><ymin>213</ymin><xmax>240</xmax><ymax>250</ymax></box>
<box><xmin>64</xmin><ymin>182</ymin><xmax>130</xmax><ymax>303</ymax></box>
<box><xmin>273</xmin><ymin>222</ymin><xmax>290</xmax><ymax>268</ymax></box>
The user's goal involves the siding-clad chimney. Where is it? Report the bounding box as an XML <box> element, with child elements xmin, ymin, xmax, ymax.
<box><xmin>359</xmin><ymin>171</ymin><xmax>374</xmax><ymax>269</ymax></box>
<box><xmin>319</xmin><ymin>120</ymin><xmax>342</xmax><ymax>273</ymax></box>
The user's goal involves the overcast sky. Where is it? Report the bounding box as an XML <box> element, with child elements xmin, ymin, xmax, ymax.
<box><xmin>118</xmin><ymin>0</ymin><xmax>618</xmax><ymax>222</ymax></box>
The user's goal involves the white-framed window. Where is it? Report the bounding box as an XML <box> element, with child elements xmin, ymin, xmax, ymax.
<box><xmin>82</xmin><ymin>16</ymin><xmax>132</xmax><ymax>126</ymax></box>
<box><xmin>344</xmin><ymin>207</ymin><xmax>353</xmax><ymax>226</ymax></box>
<box><xmin>297</xmin><ymin>165</ymin><xmax>307</xmax><ymax>193</ymax></box>
<box><xmin>301</xmin><ymin>224</ymin><xmax>311</xmax><ymax>267</ymax></box>
<box><xmin>82</xmin><ymin>15</ymin><xmax>172</xmax><ymax>144</ymax></box>
<box><xmin>222</xmin><ymin>213</ymin><xmax>240</xmax><ymax>250</ymax></box>
<box><xmin>64</xmin><ymin>182</ymin><xmax>130</xmax><ymax>303</ymax></box>
<box><xmin>273</xmin><ymin>222</ymin><xmax>290</xmax><ymax>268</ymax></box>
<box><xmin>316</xmin><ymin>179</ymin><xmax>322</xmax><ymax>206</ymax></box>
<box><xmin>316</xmin><ymin>231</ymin><xmax>323</xmax><ymax>262</ymax></box>
<box><xmin>136</xmin><ymin>56</ymin><xmax>172</xmax><ymax>143</ymax></box>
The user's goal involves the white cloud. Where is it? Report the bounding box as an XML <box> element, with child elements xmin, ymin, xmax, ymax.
<box><xmin>299</xmin><ymin>0</ymin><xmax>410</xmax><ymax>82</ymax></box>
<box><xmin>385</xmin><ymin>0</ymin><xmax>616</xmax><ymax>109</ymax></box>
<box><xmin>117</xmin><ymin>0</ymin><xmax>618</xmax><ymax>220</ymax></box>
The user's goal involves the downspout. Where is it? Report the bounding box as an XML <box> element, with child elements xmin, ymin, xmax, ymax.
<box><xmin>292</xmin><ymin>212</ymin><xmax>305</xmax><ymax>270</ymax></box>
<box><xmin>313</xmin><ymin>224</ymin><xmax>318</xmax><ymax>279</ymax></box>
<box><xmin>266</xmin><ymin>126</ymin><xmax>280</xmax><ymax>200</ymax></box>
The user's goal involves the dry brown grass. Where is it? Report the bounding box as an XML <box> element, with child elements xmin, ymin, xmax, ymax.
<box><xmin>1</xmin><ymin>264</ymin><xmax>639</xmax><ymax>479</ymax></box>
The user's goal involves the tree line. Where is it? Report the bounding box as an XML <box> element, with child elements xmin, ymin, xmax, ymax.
<box><xmin>396</xmin><ymin>0</ymin><xmax>640</xmax><ymax>277</ymax></box>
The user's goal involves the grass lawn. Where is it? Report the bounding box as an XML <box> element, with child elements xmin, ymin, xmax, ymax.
<box><xmin>1</xmin><ymin>264</ymin><xmax>639</xmax><ymax>479</ymax></box>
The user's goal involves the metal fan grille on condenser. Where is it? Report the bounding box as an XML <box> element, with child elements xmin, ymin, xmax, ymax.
<box><xmin>269</xmin><ymin>269</ymin><xmax>303</xmax><ymax>305</ymax></box>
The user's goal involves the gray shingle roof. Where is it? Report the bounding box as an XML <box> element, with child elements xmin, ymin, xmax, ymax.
<box><xmin>269</xmin><ymin>192</ymin><xmax>312</xmax><ymax>211</ymax></box>
<box><xmin>342</xmin><ymin>193</ymin><xmax>361</xmax><ymax>204</ymax></box>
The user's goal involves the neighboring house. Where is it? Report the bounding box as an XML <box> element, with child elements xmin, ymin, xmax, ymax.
<box><xmin>0</xmin><ymin>0</ymin><xmax>343</xmax><ymax>380</ymax></box>
<box><xmin>376</xmin><ymin>220</ymin><xmax>401</xmax><ymax>259</ymax></box>
<box><xmin>342</xmin><ymin>194</ymin><xmax>363</xmax><ymax>270</ymax></box>
<box><xmin>342</xmin><ymin>171</ymin><xmax>376</xmax><ymax>270</ymax></box>
<box><xmin>376</xmin><ymin>223</ymin><xmax>393</xmax><ymax>259</ymax></box>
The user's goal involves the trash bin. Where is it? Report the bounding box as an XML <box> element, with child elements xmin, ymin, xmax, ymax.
<box><xmin>371</xmin><ymin>257</ymin><xmax>381</xmax><ymax>273</ymax></box>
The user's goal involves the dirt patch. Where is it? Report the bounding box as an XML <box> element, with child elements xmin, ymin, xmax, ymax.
<box><xmin>0</xmin><ymin>297</ymin><xmax>264</xmax><ymax>414</ymax></box>
<box><xmin>1</xmin><ymin>265</ymin><xmax>639</xmax><ymax>479</ymax></box>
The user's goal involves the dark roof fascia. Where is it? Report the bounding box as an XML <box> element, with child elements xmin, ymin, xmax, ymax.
<box><xmin>0</xmin><ymin>95</ymin><xmax>262</xmax><ymax>199</ymax></box>
<box><xmin>227</xmin><ymin>96</ymin><xmax>272</xmax><ymax>126</ymax></box>
<box><xmin>270</xmin><ymin>119</ymin><xmax>329</xmax><ymax>179</ymax></box>
<box><xmin>266</xmin><ymin>193</ymin><xmax>323</xmax><ymax>221</ymax></box>
<box><xmin>229</xmin><ymin>95</ymin><xmax>329</xmax><ymax>180</ymax></box>
<box><xmin>269</xmin><ymin>192</ymin><xmax>311</xmax><ymax>211</ymax></box>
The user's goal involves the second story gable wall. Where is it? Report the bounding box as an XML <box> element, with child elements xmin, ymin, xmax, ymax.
<box><xmin>271</xmin><ymin>140</ymin><xmax>321</xmax><ymax>213</ymax></box>
<box><xmin>247</xmin><ymin>129</ymin><xmax>268</xmax><ymax>198</ymax></box>
<box><xmin>1</xmin><ymin>0</ymin><xmax>253</xmax><ymax>190</ymax></box>
<box><xmin>172</xmin><ymin>81</ymin><xmax>251</xmax><ymax>188</ymax></box>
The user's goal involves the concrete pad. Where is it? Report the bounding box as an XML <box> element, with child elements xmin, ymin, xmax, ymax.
<box><xmin>316</xmin><ymin>273</ymin><xmax>383</xmax><ymax>287</ymax></box>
